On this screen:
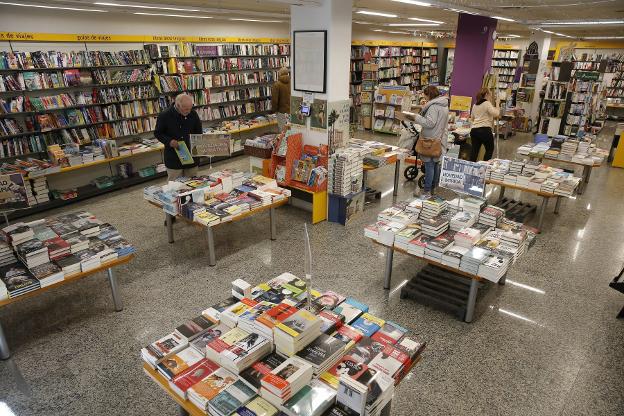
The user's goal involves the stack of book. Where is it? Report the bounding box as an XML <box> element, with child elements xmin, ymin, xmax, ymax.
<box><xmin>421</xmin><ymin>216</ymin><xmax>449</xmax><ymax>237</ymax></box>
<box><xmin>187</xmin><ymin>367</ymin><xmax>238</xmax><ymax>412</ymax></box>
<box><xmin>141</xmin><ymin>332</ymin><xmax>189</xmax><ymax>369</ymax></box>
<box><xmin>4</xmin><ymin>224</ymin><xmax>34</xmax><ymax>248</ymax></box>
<box><xmin>260</xmin><ymin>356</ymin><xmax>314</xmax><ymax>407</ymax></box>
<box><xmin>0</xmin><ymin>240</ymin><xmax>17</xmax><ymax>266</ymax></box>
<box><xmin>405</xmin><ymin>235</ymin><xmax>431</xmax><ymax>257</ymax></box>
<box><xmin>459</xmin><ymin>246</ymin><xmax>490</xmax><ymax>275</ymax></box>
<box><xmin>479</xmin><ymin>206</ymin><xmax>505</xmax><ymax>228</ymax></box>
<box><xmin>461</xmin><ymin>196</ymin><xmax>486</xmax><ymax>218</ymax></box>
<box><xmin>15</xmin><ymin>239</ymin><xmax>50</xmax><ymax>268</ymax></box>
<box><xmin>477</xmin><ymin>253</ymin><xmax>511</xmax><ymax>282</ymax></box>
<box><xmin>0</xmin><ymin>263</ymin><xmax>40</xmax><ymax>298</ymax></box>
<box><xmin>239</xmin><ymin>353</ymin><xmax>286</xmax><ymax>393</ymax></box>
<box><xmin>207</xmin><ymin>328</ymin><xmax>273</xmax><ymax>374</ymax></box>
<box><xmin>274</xmin><ymin>309</ymin><xmax>322</xmax><ymax>356</ymax></box>
<box><xmin>420</xmin><ymin>197</ymin><xmax>448</xmax><ymax>219</ymax></box>
<box><xmin>560</xmin><ymin>140</ymin><xmax>578</xmax><ymax>159</ymax></box>
<box><xmin>296</xmin><ymin>333</ymin><xmax>347</xmax><ymax>377</ymax></box>
<box><xmin>29</xmin><ymin>262</ymin><xmax>64</xmax><ymax>287</ymax></box>
<box><xmin>333</xmin><ymin>298</ymin><xmax>368</xmax><ymax>325</ymax></box>
<box><xmin>509</xmin><ymin>160</ymin><xmax>524</xmax><ymax>174</ymax></box>
<box><xmin>328</xmin><ymin>149</ymin><xmax>363</xmax><ymax>197</ymax></box>
<box><xmin>424</xmin><ymin>232</ymin><xmax>454</xmax><ymax>262</ymax></box>
<box><xmin>156</xmin><ymin>346</ymin><xmax>205</xmax><ymax>381</ymax></box>
<box><xmin>208</xmin><ymin>380</ymin><xmax>257</xmax><ymax>416</ymax></box>
<box><xmin>441</xmin><ymin>245</ymin><xmax>469</xmax><ymax>268</ymax></box>
<box><xmin>554</xmin><ymin>177</ymin><xmax>580</xmax><ymax>196</ymax></box>
<box><xmin>450</xmin><ymin>211</ymin><xmax>476</xmax><ymax>232</ymax></box>
<box><xmin>393</xmin><ymin>223</ymin><xmax>421</xmax><ymax>251</ymax></box>
<box><xmin>280</xmin><ymin>379</ymin><xmax>336</xmax><ymax>416</ymax></box>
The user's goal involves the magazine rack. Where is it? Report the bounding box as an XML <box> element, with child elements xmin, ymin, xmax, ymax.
<box><xmin>269</xmin><ymin>132</ymin><xmax>303</xmax><ymax>187</ymax></box>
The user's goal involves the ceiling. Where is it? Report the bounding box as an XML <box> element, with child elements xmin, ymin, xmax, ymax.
<box><xmin>2</xmin><ymin>0</ymin><xmax>624</xmax><ymax>39</ymax></box>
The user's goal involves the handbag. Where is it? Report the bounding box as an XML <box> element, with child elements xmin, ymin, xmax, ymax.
<box><xmin>416</xmin><ymin>137</ymin><xmax>442</xmax><ymax>158</ymax></box>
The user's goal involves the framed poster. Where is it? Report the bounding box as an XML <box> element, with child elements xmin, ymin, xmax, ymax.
<box><xmin>310</xmin><ymin>99</ymin><xmax>327</xmax><ymax>130</ymax></box>
<box><xmin>439</xmin><ymin>156</ymin><xmax>487</xmax><ymax>198</ymax></box>
<box><xmin>293</xmin><ymin>30</ymin><xmax>327</xmax><ymax>93</ymax></box>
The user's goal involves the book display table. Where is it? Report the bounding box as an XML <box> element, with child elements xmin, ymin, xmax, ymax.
<box><xmin>144</xmin><ymin>171</ymin><xmax>291</xmax><ymax>266</ymax></box>
<box><xmin>363</xmin><ymin>158</ymin><xmax>402</xmax><ymax>198</ymax></box>
<box><xmin>0</xmin><ymin>212</ymin><xmax>136</xmax><ymax>360</ymax></box>
<box><xmin>142</xmin><ymin>273</ymin><xmax>424</xmax><ymax>416</ymax></box>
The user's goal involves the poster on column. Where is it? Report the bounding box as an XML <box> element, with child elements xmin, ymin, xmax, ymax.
<box><xmin>439</xmin><ymin>156</ymin><xmax>487</xmax><ymax>198</ymax></box>
<box><xmin>310</xmin><ymin>99</ymin><xmax>327</xmax><ymax>130</ymax></box>
<box><xmin>327</xmin><ymin>99</ymin><xmax>351</xmax><ymax>153</ymax></box>
<box><xmin>0</xmin><ymin>173</ymin><xmax>30</xmax><ymax>210</ymax></box>
<box><xmin>290</xmin><ymin>96</ymin><xmax>306</xmax><ymax>126</ymax></box>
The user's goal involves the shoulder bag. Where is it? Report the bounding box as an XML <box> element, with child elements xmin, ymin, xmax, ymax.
<box><xmin>415</xmin><ymin>104</ymin><xmax>442</xmax><ymax>158</ymax></box>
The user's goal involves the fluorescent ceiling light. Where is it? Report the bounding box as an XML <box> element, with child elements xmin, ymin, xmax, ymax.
<box><xmin>408</xmin><ymin>17</ymin><xmax>444</xmax><ymax>24</ymax></box>
<box><xmin>95</xmin><ymin>2</ymin><xmax>199</xmax><ymax>11</ymax></box>
<box><xmin>229</xmin><ymin>18</ymin><xmax>282</xmax><ymax>23</ymax></box>
<box><xmin>387</xmin><ymin>23</ymin><xmax>440</xmax><ymax>27</ymax></box>
<box><xmin>372</xmin><ymin>29</ymin><xmax>384</xmax><ymax>32</ymax></box>
<box><xmin>387</xmin><ymin>30</ymin><xmax>411</xmax><ymax>34</ymax></box>
<box><xmin>133</xmin><ymin>12</ymin><xmax>212</xmax><ymax>18</ymax></box>
<box><xmin>353</xmin><ymin>21</ymin><xmax>375</xmax><ymax>25</ymax></box>
<box><xmin>541</xmin><ymin>29</ymin><xmax>574</xmax><ymax>38</ymax></box>
<box><xmin>541</xmin><ymin>20</ymin><xmax>624</xmax><ymax>26</ymax></box>
<box><xmin>584</xmin><ymin>36</ymin><xmax>624</xmax><ymax>39</ymax></box>
<box><xmin>357</xmin><ymin>10</ymin><xmax>398</xmax><ymax>18</ymax></box>
<box><xmin>0</xmin><ymin>1</ymin><xmax>106</xmax><ymax>12</ymax></box>
<box><xmin>391</xmin><ymin>0</ymin><xmax>431</xmax><ymax>6</ymax></box>
<box><xmin>493</xmin><ymin>16</ymin><xmax>515</xmax><ymax>22</ymax></box>
<box><xmin>445</xmin><ymin>8</ymin><xmax>479</xmax><ymax>15</ymax></box>
<box><xmin>500</xmin><ymin>34</ymin><xmax>521</xmax><ymax>38</ymax></box>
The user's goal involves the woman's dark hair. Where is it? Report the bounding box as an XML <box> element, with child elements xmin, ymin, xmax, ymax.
<box><xmin>476</xmin><ymin>87</ymin><xmax>490</xmax><ymax>104</ymax></box>
<box><xmin>423</xmin><ymin>85</ymin><xmax>440</xmax><ymax>100</ymax></box>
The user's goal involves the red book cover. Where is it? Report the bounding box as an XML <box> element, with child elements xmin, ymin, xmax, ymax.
<box><xmin>256</xmin><ymin>303</ymin><xmax>297</xmax><ymax>328</ymax></box>
<box><xmin>262</xmin><ymin>374</ymin><xmax>290</xmax><ymax>392</ymax></box>
<box><xmin>371</xmin><ymin>331</ymin><xmax>398</xmax><ymax>346</ymax></box>
<box><xmin>170</xmin><ymin>358</ymin><xmax>219</xmax><ymax>393</ymax></box>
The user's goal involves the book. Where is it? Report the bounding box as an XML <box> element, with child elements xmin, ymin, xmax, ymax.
<box><xmin>296</xmin><ymin>333</ymin><xmax>346</xmax><ymax>377</ymax></box>
<box><xmin>208</xmin><ymin>379</ymin><xmax>256</xmax><ymax>416</ymax></box>
<box><xmin>0</xmin><ymin>262</ymin><xmax>40</xmax><ymax>298</ymax></box>
<box><xmin>320</xmin><ymin>355</ymin><xmax>369</xmax><ymax>389</ymax></box>
<box><xmin>156</xmin><ymin>346</ymin><xmax>205</xmax><ymax>380</ymax></box>
<box><xmin>168</xmin><ymin>358</ymin><xmax>220</xmax><ymax>399</ymax></box>
<box><xmin>371</xmin><ymin>321</ymin><xmax>408</xmax><ymax>346</ymax></box>
<box><xmin>175</xmin><ymin>142</ymin><xmax>195</xmax><ymax>166</ymax></box>
<box><xmin>351</xmin><ymin>313</ymin><xmax>385</xmax><ymax>337</ymax></box>
<box><xmin>235</xmin><ymin>396</ymin><xmax>278</xmax><ymax>416</ymax></box>
<box><xmin>281</xmin><ymin>379</ymin><xmax>337</xmax><ymax>416</ymax></box>
<box><xmin>174</xmin><ymin>315</ymin><xmax>216</xmax><ymax>341</ymax></box>
<box><xmin>189</xmin><ymin>323</ymin><xmax>230</xmax><ymax>353</ymax></box>
<box><xmin>260</xmin><ymin>356</ymin><xmax>313</xmax><ymax>406</ymax></box>
<box><xmin>188</xmin><ymin>367</ymin><xmax>238</xmax><ymax>410</ymax></box>
<box><xmin>240</xmin><ymin>353</ymin><xmax>286</xmax><ymax>392</ymax></box>
<box><xmin>141</xmin><ymin>332</ymin><xmax>188</xmax><ymax>368</ymax></box>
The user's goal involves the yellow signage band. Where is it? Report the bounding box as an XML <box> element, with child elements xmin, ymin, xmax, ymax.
<box><xmin>0</xmin><ymin>32</ymin><xmax>290</xmax><ymax>44</ymax></box>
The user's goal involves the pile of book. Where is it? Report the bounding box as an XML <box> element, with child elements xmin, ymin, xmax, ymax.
<box><xmin>478</xmin><ymin>206</ymin><xmax>505</xmax><ymax>228</ymax></box>
<box><xmin>516</xmin><ymin>139</ymin><xmax>607</xmax><ymax>165</ymax></box>
<box><xmin>421</xmin><ymin>196</ymin><xmax>448</xmax><ymax>219</ymax></box>
<box><xmin>327</xmin><ymin>148</ymin><xmax>363</xmax><ymax>197</ymax></box>
<box><xmin>0</xmin><ymin>212</ymin><xmax>135</xmax><ymax>300</ymax></box>
<box><xmin>146</xmin><ymin>170</ymin><xmax>291</xmax><ymax>226</ymax></box>
<box><xmin>141</xmin><ymin>274</ymin><xmax>426</xmax><ymax>416</ymax></box>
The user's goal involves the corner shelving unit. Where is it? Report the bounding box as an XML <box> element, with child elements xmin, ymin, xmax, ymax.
<box><xmin>492</xmin><ymin>48</ymin><xmax>520</xmax><ymax>96</ymax></box>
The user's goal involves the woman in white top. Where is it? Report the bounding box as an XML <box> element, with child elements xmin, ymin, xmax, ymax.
<box><xmin>469</xmin><ymin>87</ymin><xmax>500</xmax><ymax>162</ymax></box>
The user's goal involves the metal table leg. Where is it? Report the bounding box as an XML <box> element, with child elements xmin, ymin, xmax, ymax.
<box><xmin>380</xmin><ymin>401</ymin><xmax>392</xmax><ymax>416</ymax></box>
<box><xmin>179</xmin><ymin>405</ymin><xmax>189</xmax><ymax>416</ymax></box>
<box><xmin>585</xmin><ymin>166</ymin><xmax>592</xmax><ymax>183</ymax></box>
<box><xmin>362</xmin><ymin>170</ymin><xmax>368</xmax><ymax>192</ymax></box>
<box><xmin>166</xmin><ymin>213</ymin><xmax>174</xmax><ymax>244</ymax></box>
<box><xmin>107</xmin><ymin>268</ymin><xmax>124</xmax><ymax>312</ymax></box>
<box><xmin>498</xmin><ymin>185</ymin><xmax>506</xmax><ymax>203</ymax></box>
<box><xmin>465</xmin><ymin>279</ymin><xmax>480</xmax><ymax>323</ymax></box>
<box><xmin>269</xmin><ymin>207</ymin><xmax>277</xmax><ymax>241</ymax></box>
<box><xmin>577</xmin><ymin>166</ymin><xmax>590</xmax><ymax>195</ymax></box>
<box><xmin>393</xmin><ymin>160</ymin><xmax>401</xmax><ymax>197</ymax></box>
<box><xmin>0</xmin><ymin>321</ymin><xmax>10</xmax><ymax>360</ymax></box>
<box><xmin>498</xmin><ymin>273</ymin><xmax>507</xmax><ymax>285</ymax></box>
<box><xmin>537</xmin><ymin>196</ymin><xmax>548</xmax><ymax>232</ymax></box>
<box><xmin>554</xmin><ymin>196</ymin><xmax>562</xmax><ymax>214</ymax></box>
<box><xmin>383</xmin><ymin>245</ymin><xmax>394</xmax><ymax>290</ymax></box>
<box><xmin>206</xmin><ymin>226</ymin><xmax>216</xmax><ymax>267</ymax></box>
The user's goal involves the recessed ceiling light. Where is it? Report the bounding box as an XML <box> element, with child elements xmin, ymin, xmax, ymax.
<box><xmin>541</xmin><ymin>20</ymin><xmax>624</xmax><ymax>26</ymax></box>
<box><xmin>356</xmin><ymin>10</ymin><xmax>398</xmax><ymax>18</ymax></box>
<box><xmin>408</xmin><ymin>17</ymin><xmax>444</xmax><ymax>24</ymax></box>
<box><xmin>390</xmin><ymin>0</ymin><xmax>431</xmax><ymax>6</ymax></box>
<box><xmin>229</xmin><ymin>18</ymin><xmax>282</xmax><ymax>23</ymax></box>
<box><xmin>94</xmin><ymin>2</ymin><xmax>199</xmax><ymax>12</ymax></box>
<box><xmin>0</xmin><ymin>1</ymin><xmax>106</xmax><ymax>12</ymax></box>
<box><xmin>133</xmin><ymin>12</ymin><xmax>212</xmax><ymax>18</ymax></box>
<box><xmin>387</xmin><ymin>23</ymin><xmax>440</xmax><ymax>27</ymax></box>
<box><xmin>493</xmin><ymin>16</ymin><xmax>515</xmax><ymax>22</ymax></box>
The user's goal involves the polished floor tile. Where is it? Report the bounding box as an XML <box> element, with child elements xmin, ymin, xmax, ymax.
<box><xmin>0</xmin><ymin>124</ymin><xmax>623</xmax><ymax>415</ymax></box>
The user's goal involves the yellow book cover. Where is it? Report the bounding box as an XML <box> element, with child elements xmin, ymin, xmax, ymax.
<box><xmin>244</xmin><ymin>396</ymin><xmax>278</xmax><ymax>416</ymax></box>
<box><xmin>361</xmin><ymin>313</ymin><xmax>385</xmax><ymax>327</ymax></box>
<box><xmin>275</xmin><ymin>309</ymin><xmax>318</xmax><ymax>338</ymax></box>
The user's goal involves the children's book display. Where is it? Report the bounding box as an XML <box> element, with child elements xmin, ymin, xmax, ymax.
<box><xmin>142</xmin><ymin>272</ymin><xmax>425</xmax><ymax>415</ymax></box>
<box><xmin>0</xmin><ymin>211</ymin><xmax>135</xmax><ymax>300</ymax></box>
<box><xmin>365</xmin><ymin>196</ymin><xmax>537</xmax><ymax>283</ymax></box>
<box><xmin>143</xmin><ymin>170</ymin><xmax>291</xmax><ymax>226</ymax></box>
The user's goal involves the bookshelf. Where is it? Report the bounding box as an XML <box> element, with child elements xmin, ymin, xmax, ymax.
<box><xmin>491</xmin><ymin>48</ymin><xmax>520</xmax><ymax>91</ymax></box>
<box><xmin>538</xmin><ymin>81</ymin><xmax>568</xmax><ymax>136</ymax></box>
<box><xmin>562</xmin><ymin>78</ymin><xmax>601</xmax><ymax>136</ymax></box>
<box><xmin>428</xmin><ymin>47</ymin><xmax>439</xmax><ymax>86</ymax></box>
<box><xmin>372</xmin><ymin>85</ymin><xmax>411</xmax><ymax>134</ymax></box>
<box><xmin>350</xmin><ymin>45</ymin><xmax>368</xmax><ymax>128</ymax></box>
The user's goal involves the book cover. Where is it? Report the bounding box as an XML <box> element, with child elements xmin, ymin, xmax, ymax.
<box><xmin>157</xmin><ymin>346</ymin><xmax>204</xmax><ymax>380</ymax></box>
<box><xmin>256</xmin><ymin>302</ymin><xmax>298</xmax><ymax>329</ymax></box>
<box><xmin>189</xmin><ymin>367</ymin><xmax>237</xmax><ymax>402</ymax></box>
<box><xmin>207</xmin><ymin>327</ymin><xmax>249</xmax><ymax>353</ymax></box>
<box><xmin>275</xmin><ymin>309</ymin><xmax>319</xmax><ymax>338</ymax></box>
<box><xmin>209</xmin><ymin>380</ymin><xmax>256</xmax><ymax>415</ymax></box>
<box><xmin>170</xmin><ymin>358</ymin><xmax>220</xmax><ymax>397</ymax></box>
<box><xmin>236</xmin><ymin>396</ymin><xmax>278</xmax><ymax>416</ymax></box>
<box><xmin>332</xmin><ymin>325</ymin><xmax>364</xmax><ymax>348</ymax></box>
<box><xmin>350</xmin><ymin>337</ymin><xmax>386</xmax><ymax>364</ymax></box>
<box><xmin>144</xmin><ymin>332</ymin><xmax>187</xmax><ymax>362</ymax></box>
<box><xmin>175</xmin><ymin>142</ymin><xmax>195</xmax><ymax>166</ymax></box>
<box><xmin>296</xmin><ymin>334</ymin><xmax>346</xmax><ymax>367</ymax></box>
<box><xmin>371</xmin><ymin>321</ymin><xmax>408</xmax><ymax>346</ymax></box>
<box><xmin>0</xmin><ymin>263</ymin><xmax>39</xmax><ymax>294</ymax></box>
<box><xmin>175</xmin><ymin>315</ymin><xmax>215</xmax><ymax>340</ymax></box>
<box><xmin>320</xmin><ymin>355</ymin><xmax>368</xmax><ymax>388</ymax></box>
<box><xmin>221</xmin><ymin>332</ymin><xmax>270</xmax><ymax>363</ymax></box>
<box><xmin>314</xmin><ymin>290</ymin><xmax>346</xmax><ymax>309</ymax></box>
<box><xmin>190</xmin><ymin>324</ymin><xmax>229</xmax><ymax>353</ymax></box>
<box><xmin>351</xmin><ymin>313</ymin><xmax>385</xmax><ymax>337</ymax></box>
<box><xmin>281</xmin><ymin>379</ymin><xmax>336</xmax><ymax>416</ymax></box>
<box><xmin>202</xmin><ymin>297</ymin><xmax>238</xmax><ymax>322</ymax></box>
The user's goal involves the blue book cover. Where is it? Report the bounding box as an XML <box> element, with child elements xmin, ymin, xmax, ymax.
<box><xmin>175</xmin><ymin>141</ymin><xmax>195</xmax><ymax>166</ymax></box>
<box><xmin>344</xmin><ymin>297</ymin><xmax>369</xmax><ymax>312</ymax></box>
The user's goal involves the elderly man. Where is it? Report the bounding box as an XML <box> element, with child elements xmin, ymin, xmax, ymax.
<box><xmin>155</xmin><ymin>93</ymin><xmax>203</xmax><ymax>181</ymax></box>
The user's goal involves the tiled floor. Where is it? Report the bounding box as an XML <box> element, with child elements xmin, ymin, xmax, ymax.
<box><xmin>0</xmin><ymin>123</ymin><xmax>623</xmax><ymax>416</ymax></box>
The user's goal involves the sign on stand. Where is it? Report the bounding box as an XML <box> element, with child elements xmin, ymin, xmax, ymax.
<box><xmin>439</xmin><ymin>156</ymin><xmax>487</xmax><ymax>198</ymax></box>
<box><xmin>0</xmin><ymin>174</ymin><xmax>30</xmax><ymax>210</ymax></box>
<box><xmin>190</xmin><ymin>133</ymin><xmax>232</xmax><ymax>157</ymax></box>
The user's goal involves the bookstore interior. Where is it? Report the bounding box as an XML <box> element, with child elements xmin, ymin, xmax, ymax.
<box><xmin>1</xmin><ymin>0</ymin><xmax>624</xmax><ymax>415</ymax></box>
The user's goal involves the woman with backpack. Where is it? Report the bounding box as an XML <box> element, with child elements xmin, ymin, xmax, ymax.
<box><xmin>401</xmin><ymin>86</ymin><xmax>449</xmax><ymax>198</ymax></box>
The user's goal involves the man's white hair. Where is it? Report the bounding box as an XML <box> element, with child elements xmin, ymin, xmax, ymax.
<box><xmin>175</xmin><ymin>93</ymin><xmax>193</xmax><ymax>107</ymax></box>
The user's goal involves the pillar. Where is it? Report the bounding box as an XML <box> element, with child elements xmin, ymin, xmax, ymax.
<box><xmin>290</xmin><ymin>0</ymin><xmax>352</xmax><ymax>150</ymax></box>
<box><xmin>450</xmin><ymin>13</ymin><xmax>498</xmax><ymax>106</ymax></box>
<box><xmin>527</xmin><ymin>34</ymin><xmax>552</xmax><ymax>122</ymax></box>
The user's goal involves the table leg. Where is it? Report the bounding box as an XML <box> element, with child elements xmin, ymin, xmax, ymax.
<box><xmin>166</xmin><ymin>213</ymin><xmax>174</xmax><ymax>244</ymax></box>
<box><xmin>269</xmin><ymin>207</ymin><xmax>277</xmax><ymax>241</ymax></box>
<box><xmin>585</xmin><ymin>166</ymin><xmax>592</xmax><ymax>183</ymax></box>
<box><xmin>537</xmin><ymin>196</ymin><xmax>548</xmax><ymax>232</ymax></box>
<box><xmin>383</xmin><ymin>245</ymin><xmax>394</xmax><ymax>290</ymax></box>
<box><xmin>179</xmin><ymin>405</ymin><xmax>189</xmax><ymax>416</ymax></box>
<box><xmin>362</xmin><ymin>170</ymin><xmax>368</xmax><ymax>192</ymax></box>
<box><xmin>380</xmin><ymin>402</ymin><xmax>392</xmax><ymax>416</ymax></box>
<box><xmin>498</xmin><ymin>273</ymin><xmax>507</xmax><ymax>285</ymax></box>
<box><xmin>206</xmin><ymin>226</ymin><xmax>216</xmax><ymax>267</ymax></box>
<box><xmin>393</xmin><ymin>160</ymin><xmax>401</xmax><ymax>196</ymax></box>
<box><xmin>577</xmin><ymin>166</ymin><xmax>590</xmax><ymax>195</ymax></box>
<box><xmin>554</xmin><ymin>196</ymin><xmax>562</xmax><ymax>214</ymax></box>
<box><xmin>0</xmin><ymin>321</ymin><xmax>10</xmax><ymax>360</ymax></box>
<box><xmin>107</xmin><ymin>268</ymin><xmax>123</xmax><ymax>312</ymax></box>
<box><xmin>498</xmin><ymin>185</ymin><xmax>506</xmax><ymax>203</ymax></box>
<box><xmin>465</xmin><ymin>279</ymin><xmax>479</xmax><ymax>323</ymax></box>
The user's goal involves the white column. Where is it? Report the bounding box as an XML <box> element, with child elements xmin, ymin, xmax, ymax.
<box><xmin>527</xmin><ymin>34</ymin><xmax>552</xmax><ymax>122</ymax></box>
<box><xmin>290</xmin><ymin>0</ymin><xmax>352</xmax><ymax>148</ymax></box>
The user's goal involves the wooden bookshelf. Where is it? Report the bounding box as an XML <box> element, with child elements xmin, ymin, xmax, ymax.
<box><xmin>491</xmin><ymin>48</ymin><xmax>520</xmax><ymax>91</ymax></box>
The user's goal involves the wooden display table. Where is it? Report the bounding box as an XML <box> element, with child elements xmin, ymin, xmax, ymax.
<box><xmin>369</xmin><ymin>239</ymin><xmax>498</xmax><ymax>323</ymax></box>
<box><xmin>519</xmin><ymin>155</ymin><xmax>603</xmax><ymax>195</ymax></box>
<box><xmin>144</xmin><ymin>364</ymin><xmax>205</xmax><ymax>416</ymax></box>
<box><xmin>0</xmin><ymin>254</ymin><xmax>134</xmax><ymax>360</ymax></box>
<box><xmin>486</xmin><ymin>179</ymin><xmax>570</xmax><ymax>232</ymax></box>
<box><xmin>148</xmin><ymin>199</ymin><xmax>288</xmax><ymax>266</ymax></box>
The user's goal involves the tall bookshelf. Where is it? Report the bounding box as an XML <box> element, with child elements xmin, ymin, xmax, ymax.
<box><xmin>350</xmin><ymin>45</ymin><xmax>367</xmax><ymax>128</ymax></box>
<box><xmin>562</xmin><ymin>77</ymin><xmax>601</xmax><ymax>136</ymax></box>
<box><xmin>492</xmin><ymin>48</ymin><xmax>520</xmax><ymax>92</ymax></box>
<box><xmin>538</xmin><ymin>80</ymin><xmax>568</xmax><ymax>135</ymax></box>
<box><xmin>0</xmin><ymin>39</ymin><xmax>289</xmax><ymax>218</ymax></box>
<box><xmin>428</xmin><ymin>47</ymin><xmax>439</xmax><ymax>85</ymax></box>
<box><xmin>375</xmin><ymin>46</ymin><xmax>402</xmax><ymax>87</ymax></box>
<box><xmin>420</xmin><ymin>48</ymin><xmax>431</xmax><ymax>87</ymax></box>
